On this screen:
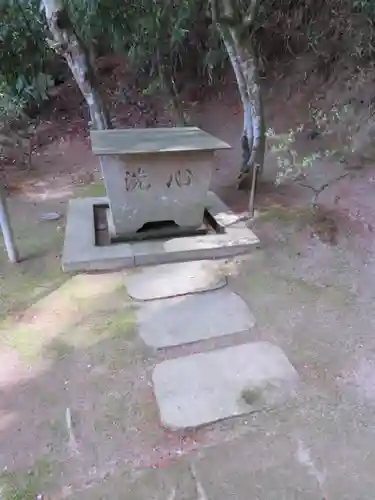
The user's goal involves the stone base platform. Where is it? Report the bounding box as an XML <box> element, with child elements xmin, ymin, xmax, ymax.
<box><xmin>61</xmin><ymin>192</ymin><xmax>260</xmax><ymax>272</ymax></box>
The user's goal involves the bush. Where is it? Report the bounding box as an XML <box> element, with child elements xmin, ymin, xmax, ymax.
<box><xmin>0</xmin><ymin>0</ymin><xmax>55</xmax><ymax>106</ymax></box>
<box><xmin>1</xmin><ymin>0</ymin><xmax>375</xmax><ymax>118</ymax></box>
<box><xmin>67</xmin><ymin>0</ymin><xmax>225</xmax><ymax>89</ymax></box>
<box><xmin>353</xmin><ymin>0</ymin><xmax>375</xmax><ymax>16</ymax></box>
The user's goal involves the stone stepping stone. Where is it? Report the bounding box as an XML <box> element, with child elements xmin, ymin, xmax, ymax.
<box><xmin>153</xmin><ymin>342</ymin><xmax>299</xmax><ymax>429</ymax></box>
<box><xmin>136</xmin><ymin>288</ymin><xmax>255</xmax><ymax>348</ymax></box>
<box><xmin>125</xmin><ymin>260</ymin><xmax>226</xmax><ymax>301</ymax></box>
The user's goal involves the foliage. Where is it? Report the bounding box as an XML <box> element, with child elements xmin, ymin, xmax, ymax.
<box><xmin>0</xmin><ymin>0</ymin><xmax>55</xmax><ymax>107</ymax></box>
<box><xmin>0</xmin><ymin>82</ymin><xmax>25</xmax><ymax>122</ymax></box>
<box><xmin>0</xmin><ymin>0</ymin><xmax>225</xmax><ymax>112</ymax></box>
<box><xmin>353</xmin><ymin>0</ymin><xmax>375</xmax><ymax>15</ymax></box>
<box><xmin>2</xmin><ymin>0</ymin><xmax>375</xmax><ymax>117</ymax></box>
<box><xmin>269</xmin><ymin>100</ymin><xmax>354</xmax><ymax>185</ymax></box>
<box><xmin>67</xmin><ymin>0</ymin><xmax>225</xmax><ymax>91</ymax></box>
<box><xmin>266</xmin><ymin>127</ymin><xmax>323</xmax><ymax>184</ymax></box>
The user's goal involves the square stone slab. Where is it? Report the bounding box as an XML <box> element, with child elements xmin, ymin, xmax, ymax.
<box><xmin>125</xmin><ymin>260</ymin><xmax>227</xmax><ymax>301</ymax></box>
<box><xmin>136</xmin><ymin>288</ymin><xmax>255</xmax><ymax>348</ymax></box>
<box><xmin>152</xmin><ymin>342</ymin><xmax>299</xmax><ymax>429</ymax></box>
<box><xmin>62</xmin><ymin>192</ymin><xmax>260</xmax><ymax>272</ymax></box>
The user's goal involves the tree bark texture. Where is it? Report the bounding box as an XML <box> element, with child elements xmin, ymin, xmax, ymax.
<box><xmin>0</xmin><ymin>185</ymin><xmax>19</xmax><ymax>263</ymax></box>
<box><xmin>211</xmin><ymin>0</ymin><xmax>265</xmax><ymax>194</ymax></box>
<box><xmin>42</xmin><ymin>0</ymin><xmax>111</xmax><ymax>130</ymax></box>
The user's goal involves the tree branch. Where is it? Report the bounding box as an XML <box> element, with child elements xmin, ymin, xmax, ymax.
<box><xmin>297</xmin><ymin>173</ymin><xmax>350</xmax><ymax>209</ymax></box>
<box><xmin>212</xmin><ymin>0</ymin><xmax>243</xmax><ymax>26</ymax></box>
<box><xmin>244</xmin><ymin>0</ymin><xmax>261</xmax><ymax>26</ymax></box>
<box><xmin>210</xmin><ymin>0</ymin><xmax>220</xmax><ymax>23</ymax></box>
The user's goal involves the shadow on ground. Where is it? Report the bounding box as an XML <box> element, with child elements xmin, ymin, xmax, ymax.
<box><xmin>1</xmin><ymin>202</ymin><xmax>375</xmax><ymax>498</ymax></box>
<box><xmin>3</xmin><ymin>152</ymin><xmax>375</xmax><ymax>498</ymax></box>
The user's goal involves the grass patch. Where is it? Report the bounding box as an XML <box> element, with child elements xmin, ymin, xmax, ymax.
<box><xmin>0</xmin><ymin>459</ymin><xmax>56</xmax><ymax>500</ymax></box>
<box><xmin>61</xmin><ymin>306</ymin><xmax>137</xmax><ymax>348</ymax></box>
<box><xmin>1</xmin><ymin>181</ymin><xmax>107</xmax><ymax>324</ymax></box>
<box><xmin>75</xmin><ymin>182</ymin><xmax>106</xmax><ymax>198</ymax></box>
<box><xmin>91</xmin><ymin>308</ymin><xmax>136</xmax><ymax>339</ymax></box>
<box><xmin>1</xmin><ymin>272</ymin><xmax>133</xmax><ymax>363</ymax></box>
<box><xmin>246</xmin><ymin>270</ymin><xmax>351</xmax><ymax>308</ymax></box>
<box><xmin>0</xmin><ymin>246</ymin><xmax>66</xmax><ymax>323</ymax></box>
<box><xmin>46</xmin><ymin>338</ymin><xmax>76</xmax><ymax>360</ymax></box>
<box><xmin>3</xmin><ymin>325</ymin><xmax>47</xmax><ymax>361</ymax></box>
<box><xmin>2</xmin><ymin>306</ymin><xmax>136</xmax><ymax>363</ymax></box>
<box><xmin>0</xmin><ymin>205</ymin><xmax>67</xmax><ymax>324</ymax></box>
<box><xmin>48</xmin><ymin>415</ymin><xmax>68</xmax><ymax>443</ymax></box>
<box><xmin>95</xmin><ymin>392</ymin><xmax>129</xmax><ymax>433</ymax></box>
<box><xmin>256</xmin><ymin>205</ymin><xmax>314</xmax><ymax>227</ymax></box>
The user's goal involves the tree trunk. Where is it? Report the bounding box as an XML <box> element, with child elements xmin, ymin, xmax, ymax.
<box><xmin>219</xmin><ymin>25</ymin><xmax>254</xmax><ymax>169</ymax></box>
<box><xmin>42</xmin><ymin>0</ymin><xmax>111</xmax><ymax>130</ymax></box>
<box><xmin>235</xmin><ymin>38</ymin><xmax>265</xmax><ymax>191</ymax></box>
<box><xmin>0</xmin><ymin>185</ymin><xmax>19</xmax><ymax>263</ymax></box>
<box><xmin>156</xmin><ymin>53</ymin><xmax>188</xmax><ymax>126</ymax></box>
<box><xmin>155</xmin><ymin>0</ymin><xmax>188</xmax><ymax>126</ymax></box>
<box><xmin>211</xmin><ymin>0</ymin><xmax>265</xmax><ymax>200</ymax></box>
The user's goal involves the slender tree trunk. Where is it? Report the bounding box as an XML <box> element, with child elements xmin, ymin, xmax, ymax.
<box><xmin>0</xmin><ymin>185</ymin><xmax>19</xmax><ymax>263</ymax></box>
<box><xmin>211</xmin><ymin>1</ymin><xmax>253</xmax><ymax>172</ymax></box>
<box><xmin>156</xmin><ymin>0</ymin><xmax>188</xmax><ymax>126</ymax></box>
<box><xmin>235</xmin><ymin>38</ymin><xmax>265</xmax><ymax>189</ymax></box>
<box><xmin>42</xmin><ymin>0</ymin><xmax>111</xmax><ymax>130</ymax></box>
<box><xmin>221</xmin><ymin>25</ymin><xmax>254</xmax><ymax>168</ymax></box>
<box><xmin>157</xmin><ymin>54</ymin><xmax>188</xmax><ymax>125</ymax></box>
<box><xmin>211</xmin><ymin>0</ymin><xmax>265</xmax><ymax>201</ymax></box>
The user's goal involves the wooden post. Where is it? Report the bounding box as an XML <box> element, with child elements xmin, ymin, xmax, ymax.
<box><xmin>248</xmin><ymin>164</ymin><xmax>258</xmax><ymax>218</ymax></box>
<box><xmin>0</xmin><ymin>185</ymin><xmax>19</xmax><ymax>263</ymax></box>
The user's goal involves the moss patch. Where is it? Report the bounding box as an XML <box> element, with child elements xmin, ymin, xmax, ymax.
<box><xmin>75</xmin><ymin>182</ymin><xmax>106</xmax><ymax>198</ymax></box>
<box><xmin>1</xmin><ymin>182</ymin><xmax>108</xmax><ymax>324</ymax></box>
<box><xmin>256</xmin><ymin>205</ymin><xmax>314</xmax><ymax>227</ymax></box>
<box><xmin>0</xmin><ymin>200</ymin><xmax>67</xmax><ymax>324</ymax></box>
<box><xmin>246</xmin><ymin>269</ymin><xmax>351</xmax><ymax>308</ymax></box>
<box><xmin>0</xmin><ymin>459</ymin><xmax>56</xmax><ymax>500</ymax></box>
<box><xmin>1</xmin><ymin>273</ymin><xmax>135</xmax><ymax>363</ymax></box>
<box><xmin>0</xmin><ymin>233</ymin><xmax>66</xmax><ymax>324</ymax></box>
<box><xmin>2</xmin><ymin>304</ymin><xmax>136</xmax><ymax>364</ymax></box>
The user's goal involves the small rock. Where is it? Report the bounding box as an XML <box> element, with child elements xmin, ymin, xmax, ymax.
<box><xmin>39</xmin><ymin>212</ymin><xmax>61</xmax><ymax>222</ymax></box>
